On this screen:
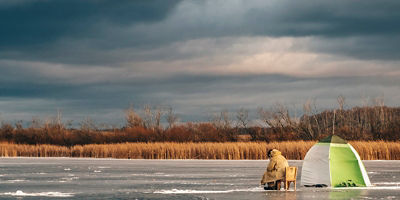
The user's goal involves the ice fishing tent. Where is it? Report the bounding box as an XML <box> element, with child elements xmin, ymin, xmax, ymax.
<box><xmin>301</xmin><ymin>135</ymin><xmax>371</xmax><ymax>187</ymax></box>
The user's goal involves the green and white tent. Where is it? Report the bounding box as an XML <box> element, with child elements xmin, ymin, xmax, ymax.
<box><xmin>301</xmin><ymin>135</ymin><xmax>371</xmax><ymax>187</ymax></box>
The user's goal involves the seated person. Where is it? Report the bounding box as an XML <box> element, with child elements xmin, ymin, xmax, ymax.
<box><xmin>260</xmin><ymin>149</ymin><xmax>289</xmax><ymax>190</ymax></box>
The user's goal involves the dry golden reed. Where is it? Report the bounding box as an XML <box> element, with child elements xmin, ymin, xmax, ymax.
<box><xmin>1</xmin><ymin>141</ymin><xmax>400</xmax><ymax>160</ymax></box>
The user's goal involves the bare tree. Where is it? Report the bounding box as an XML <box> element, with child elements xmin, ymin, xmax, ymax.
<box><xmin>166</xmin><ymin>107</ymin><xmax>179</xmax><ymax>129</ymax></box>
<box><xmin>65</xmin><ymin>120</ymin><xmax>74</xmax><ymax>129</ymax></box>
<box><xmin>15</xmin><ymin>120</ymin><xmax>23</xmax><ymax>130</ymax></box>
<box><xmin>361</xmin><ymin>95</ymin><xmax>370</xmax><ymax>107</ymax></box>
<box><xmin>236</xmin><ymin>108</ymin><xmax>249</xmax><ymax>129</ymax></box>
<box><xmin>337</xmin><ymin>95</ymin><xmax>346</xmax><ymax>111</ymax></box>
<box><xmin>303</xmin><ymin>99</ymin><xmax>312</xmax><ymax>116</ymax></box>
<box><xmin>55</xmin><ymin>109</ymin><xmax>64</xmax><ymax>131</ymax></box>
<box><xmin>360</xmin><ymin>95</ymin><xmax>370</xmax><ymax>134</ymax></box>
<box><xmin>143</xmin><ymin>104</ymin><xmax>153</xmax><ymax>129</ymax></box>
<box><xmin>80</xmin><ymin>117</ymin><xmax>97</xmax><ymax>132</ymax></box>
<box><xmin>375</xmin><ymin>95</ymin><xmax>385</xmax><ymax>132</ymax></box>
<box><xmin>221</xmin><ymin>109</ymin><xmax>231</xmax><ymax>129</ymax></box>
<box><xmin>142</xmin><ymin>104</ymin><xmax>164</xmax><ymax>130</ymax></box>
<box><xmin>210</xmin><ymin>112</ymin><xmax>223</xmax><ymax>129</ymax></box>
<box><xmin>210</xmin><ymin>109</ymin><xmax>231</xmax><ymax>130</ymax></box>
<box><xmin>375</xmin><ymin>95</ymin><xmax>385</xmax><ymax>107</ymax></box>
<box><xmin>257</xmin><ymin>103</ymin><xmax>301</xmax><ymax>140</ymax></box>
<box><xmin>302</xmin><ymin>99</ymin><xmax>321</xmax><ymax>139</ymax></box>
<box><xmin>336</xmin><ymin>95</ymin><xmax>346</xmax><ymax>134</ymax></box>
<box><xmin>332</xmin><ymin>109</ymin><xmax>336</xmax><ymax>135</ymax></box>
<box><xmin>30</xmin><ymin>116</ymin><xmax>42</xmax><ymax>129</ymax></box>
<box><xmin>274</xmin><ymin>103</ymin><xmax>296</xmax><ymax>129</ymax></box>
<box><xmin>154</xmin><ymin>106</ymin><xmax>163</xmax><ymax>130</ymax></box>
<box><xmin>258</xmin><ymin>104</ymin><xmax>293</xmax><ymax>129</ymax></box>
<box><xmin>125</xmin><ymin>105</ymin><xmax>143</xmax><ymax>128</ymax></box>
<box><xmin>257</xmin><ymin>107</ymin><xmax>274</xmax><ymax>128</ymax></box>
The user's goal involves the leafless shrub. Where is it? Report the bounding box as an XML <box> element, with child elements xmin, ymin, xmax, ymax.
<box><xmin>125</xmin><ymin>105</ymin><xmax>143</xmax><ymax>128</ymax></box>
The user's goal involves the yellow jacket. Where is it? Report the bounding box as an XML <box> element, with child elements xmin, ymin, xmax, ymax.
<box><xmin>261</xmin><ymin>149</ymin><xmax>289</xmax><ymax>184</ymax></box>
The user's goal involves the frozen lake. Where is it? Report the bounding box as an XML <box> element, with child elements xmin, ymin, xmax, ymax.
<box><xmin>0</xmin><ymin>158</ymin><xmax>399</xmax><ymax>199</ymax></box>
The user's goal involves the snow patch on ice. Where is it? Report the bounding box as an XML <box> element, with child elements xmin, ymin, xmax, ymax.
<box><xmin>30</xmin><ymin>172</ymin><xmax>47</xmax><ymax>175</ymax></box>
<box><xmin>7</xmin><ymin>179</ymin><xmax>26</xmax><ymax>183</ymax></box>
<box><xmin>61</xmin><ymin>177</ymin><xmax>79</xmax><ymax>181</ymax></box>
<box><xmin>131</xmin><ymin>173</ymin><xmax>172</xmax><ymax>177</ymax></box>
<box><xmin>155</xmin><ymin>189</ymin><xmax>231</xmax><ymax>194</ymax></box>
<box><xmin>154</xmin><ymin>187</ymin><xmax>264</xmax><ymax>194</ymax></box>
<box><xmin>2</xmin><ymin>190</ymin><xmax>74</xmax><ymax>197</ymax></box>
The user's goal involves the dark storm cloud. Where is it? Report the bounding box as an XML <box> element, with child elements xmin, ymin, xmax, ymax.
<box><xmin>248</xmin><ymin>1</ymin><xmax>400</xmax><ymax>37</ymax></box>
<box><xmin>0</xmin><ymin>0</ymin><xmax>183</xmax><ymax>65</ymax></box>
<box><xmin>0</xmin><ymin>0</ymin><xmax>181</xmax><ymax>47</ymax></box>
<box><xmin>1</xmin><ymin>0</ymin><xmax>400</xmax><ymax>64</ymax></box>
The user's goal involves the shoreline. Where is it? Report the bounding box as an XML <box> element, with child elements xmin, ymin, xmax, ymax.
<box><xmin>0</xmin><ymin>157</ymin><xmax>396</xmax><ymax>161</ymax></box>
<box><xmin>2</xmin><ymin>141</ymin><xmax>400</xmax><ymax>160</ymax></box>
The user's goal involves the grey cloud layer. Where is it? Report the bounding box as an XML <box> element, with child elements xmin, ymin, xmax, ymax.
<box><xmin>1</xmin><ymin>0</ymin><xmax>400</xmax><ymax>123</ymax></box>
<box><xmin>1</xmin><ymin>0</ymin><xmax>400</xmax><ymax>64</ymax></box>
<box><xmin>1</xmin><ymin>73</ymin><xmax>399</xmax><ymax>124</ymax></box>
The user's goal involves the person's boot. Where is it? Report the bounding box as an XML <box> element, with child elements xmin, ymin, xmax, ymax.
<box><xmin>264</xmin><ymin>186</ymin><xmax>274</xmax><ymax>190</ymax></box>
<box><xmin>264</xmin><ymin>182</ymin><xmax>275</xmax><ymax>190</ymax></box>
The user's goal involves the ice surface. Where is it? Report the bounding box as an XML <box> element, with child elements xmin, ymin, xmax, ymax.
<box><xmin>0</xmin><ymin>158</ymin><xmax>399</xmax><ymax>199</ymax></box>
<box><xmin>374</xmin><ymin>182</ymin><xmax>400</xmax><ymax>185</ymax></box>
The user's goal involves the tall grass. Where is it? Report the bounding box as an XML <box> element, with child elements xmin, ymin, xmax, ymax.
<box><xmin>1</xmin><ymin>141</ymin><xmax>400</xmax><ymax>160</ymax></box>
<box><xmin>350</xmin><ymin>141</ymin><xmax>400</xmax><ymax>160</ymax></box>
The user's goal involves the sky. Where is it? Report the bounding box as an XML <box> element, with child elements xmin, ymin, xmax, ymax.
<box><xmin>1</xmin><ymin>0</ymin><xmax>400</xmax><ymax>126</ymax></box>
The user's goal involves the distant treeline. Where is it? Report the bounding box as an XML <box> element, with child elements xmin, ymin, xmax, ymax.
<box><xmin>1</xmin><ymin>102</ymin><xmax>400</xmax><ymax>146</ymax></box>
